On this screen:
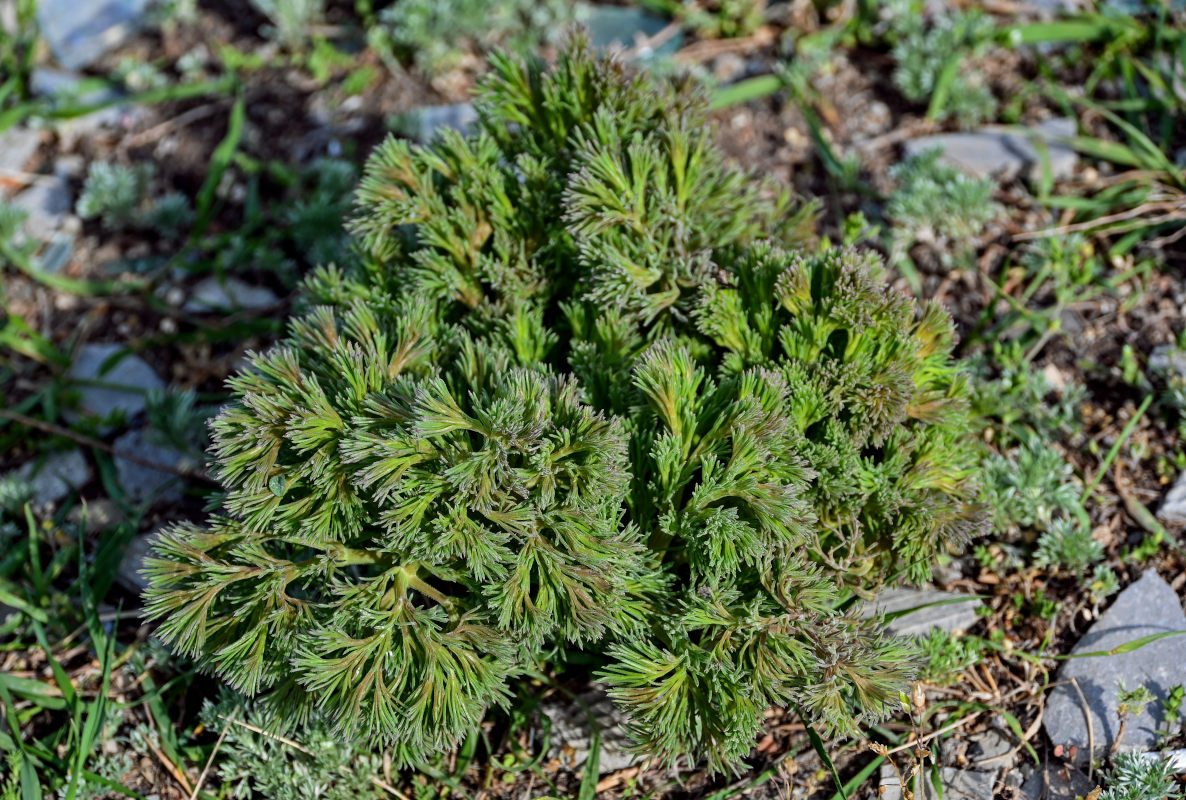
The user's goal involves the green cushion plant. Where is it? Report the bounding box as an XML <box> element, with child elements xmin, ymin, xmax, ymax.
<box><xmin>145</xmin><ymin>38</ymin><xmax>983</xmax><ymax>773</ymax></box>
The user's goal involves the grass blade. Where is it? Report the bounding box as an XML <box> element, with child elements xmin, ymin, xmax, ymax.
<box><xmin>1060</xmin><ymin>629</ymin><xmax>1186</xmax><ymax>659</ymax></box>
<box><xmin>830</xmin><ymin>753</ymin><xmax>883</xmax><ymax>800</ymax></box>
<box><xmin>803</xmin><ymin>719</ymin><xmax>847</xmax><ymax>800</ymax></box>
<box><xmin>1004</xmin><ymin>17</ymin><xmax>1138</xmax><ymax>46</ymax></box>
<box><xmin>926</xmin><ymin>56</ymin><xmax>961</xmax><ymax>122</ymax></box>
<box><xmin>881</xmin><ymin>595</ymin><xmax>986</xmax><ymax>624</ymax></box>
<box><xmin>710</xmin><ymin>74</ymin><xmax>782</xmax><ymax>109</ymax></box>
<box><xmin>193</xmin><ymin>94</ymin><xmax>246</xmax><ymax>237</ymax></box>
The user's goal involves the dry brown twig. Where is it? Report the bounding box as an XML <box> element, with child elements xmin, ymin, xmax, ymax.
<box><xmin>145</xmin><ymin>735</ymin><xmax>194</xmax><ymax>795</ymax></box>
<box><xmin>0</xmin><ymin>409</ymin><xmax>214</xmax><ymax>483</ymax></box>
<box><xmin>1069</xmin><ymin>677</ymin><xmax>1094</xmax><ymax>781</ymax></box>
<box><xmin>120</xmin><ymin>102</ymin><xmax>224</xmax><ymax>151</ymax></box>
<box><xmin>190</xmin><ymin>709</ymin><xmax>237</xmax><ymax>800</ymax></box>
<box><xmin>672</xmin><ymin>26</ymin><xmax>777</xmax><ymax>64</ymax></box>
<box><xmin>596</xmin><ymin>765</ymin><xmax>642</xmax><ymax>794</ymax></box>
<box><xmin>1012</xmin><ymin>198</ymin><xmax>1186</xmax><ymax>241</ymax></box>
<box><xmin>880</xmin><ymin>711</ymin><xmax>984</xmax><ymax>758</ymax></box>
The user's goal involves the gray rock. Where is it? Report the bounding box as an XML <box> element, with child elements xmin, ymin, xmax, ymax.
<box><xmin>1150</xmin><ymin>345</ymin><xmax>1186</xmax><ymax>378</ymax></box>
<box><xmin>969</xmin><ymin>728</ymin><xmax>1012</xmax><ymax>759</ymax></box>
<box><xmin>1020</xmin><ymin>765</ymin><xmax>1095</xmax><ymax>800</ymax></box>
<box><xmin>11</xmin><ymin>176</ymin><xmax>72</xmax><ymax>242</ymax></box>
<box><xmin>878</xmin><ymin>762</ymin><xmax>907</xmax><ymax>800</ymax></box>
<box><xmin>1160</xmin><ymin>472</ymin><xmax>1186</xmax><ymax>526</ymax></box>
<box><xmin>112</xmin><ymin>428</ymin><xmax>195</xmax><ymax>505</ymax></box>
<box><xmin>402</xmin><ymin>103</ymin><xmax>478</xmax><ymax>143</ymax></box>
<box><xmin>864</xmin><ymin>588</ymin><xmax>983</xmax><ymax>638</ymax></box>
<box><xmin>14</xmin><ymin>449</ymin><xmax>91</xmax><ymax>505</ymax></box>
<box><xmin>903</xmin><ymin>118</ymin><xmax>1079</xmax><ymax>182</ymax></box>
<box><xmin>879</xmin><ymin>765</ymin><xmax>996</xmax><ymax>800</ymax></box>
<box><xmin>1026</xmin><ymin>0</ymin><xmax>1084</xmax><ymax>14</ymax></box>
<box><xmin>183</xmin><ymin>276</ymin><xmax>279</xmax><ymax>313</ymax></box>
<box><xmin>1103</xmin><ymin>0</ymin><xmax>1185</xmax><ymax>12</ymax></box>
<box><xmin>540</xmin><ymin>685</ymin><xmax>636</xmax><ymax>774</ymax></box>
<box><xmin>1044</xmin><ymin>571</ymin><xmax>1186</xmax><ymax>761</ymax></box>
<box><xmin>54</xmin><ymin>155</ymin><xmax>86</xmax><ymax>180</ymax></box>
<box><xmin>31</xmin><ymin>69</ymin><xmax>130</xmax><ymax>146</ymax></box>
<box><xmin>942</xmin><ymin>727</ymin><xmax>1016</xmax><ymax>771</ymax></box>
<box><xmin>1163</xmin><ymin>749</ymin><xmax>1186</xmax><ymax>770</ymax></box>
<box><xmin>711</xmin><ymin>53</ymin><xmax>748</xmax><ymax>84</ymax></box>
<box><xmin>30</xmin><ymin>68</ymin><xmax>116</xmax><ymax>102</ymax></box>
<box><xmin>67</xmin><ymin>497</ymin><xmax>125</xmax><ymax>534</ymax></box>
<box><xmin>38</xmin><ymin>231</ymin><xmax>75</xmax><ymax>274</ymax></box>
<box><xmin>0</xmin><ymin>126</ymin><xmax>42</xmax><ymax>182</ymax></box>
<box><xmin>60</xmin><ymin>106</ymin><xmax>132</xmax><ymax>147</ymax></box>
<box><xmin>580</xmin><ymin>3</ymin><xmax>681</xmax><ymax>59</ymax></box>
<box><xmin>931</xmin><ymin>557</ymin><xmax>965</xmax><ymax>586</ymax></box>
<box><xmin>1003</xmin><ymin>765</ymin><xmax>1026</xmax><ymax>794</ymax></box>
<box><xmin>36</xmin><ymin>0</ymin><xmax>150</xmax><ymax>70</ymax></box>
<box><xmin>67</xmin><ymin>343</ymin><xmax>165</xmax><ymax>431</ymax></box>
<box><xmin>939</xmin><ymin>768</ymin><xmax>997</xmax><ymax>800</ymax></box>
<box><xmin>117</xmin><ymin>528</ymin><xmax>162</xmax><ymax>595</ymax></box>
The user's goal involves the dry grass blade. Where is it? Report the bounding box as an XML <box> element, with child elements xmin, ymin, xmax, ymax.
<box><xmin>1069</xmin><ymin>677</ymin><xmax>1094</xmax><ymax>781</ymax></box>
<box><xmin>146</xmin><ymin>735</ymin><xmax>194</xmax><ymax>795</ymax></box>
<box><xmin>878</xmin><ymin>711</ymin><xmax>984</xmax><ymax>757</ymax></box>
<box><xmin>0</xmin><ymin>409</ymin><xmax>214</xmax><ymax>483</ymax></box>
<box><xmin>1012</xmin><ymin>197</ymin><xmax>1186</xmax><ymax>241</ymax></box>
<box><xmin>190</xmin><ymin>709</ymin><xmax>237</xmax><ymax>800</ymax></box>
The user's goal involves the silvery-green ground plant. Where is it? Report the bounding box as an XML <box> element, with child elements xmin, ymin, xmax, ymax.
<box><xmin>1100</xmin><ymin>752</ymin><xmax>1181</xmax><ymax>800</ymax></box>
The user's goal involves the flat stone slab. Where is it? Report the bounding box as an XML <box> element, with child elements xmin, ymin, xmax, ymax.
<box><xmin>880</xmin><ymin>765</ymin><xmax>997</xmax><ymax>800</ymax></box>
<box><xmin>1020</xmin><ymin>765</ymin><xmax>1094</xmax><ymax>800</ymax></box>
<box><xmin>0</xmin><ymin>127</ymin><xmax>42</xmax><ymax>185</ymax></box>
<box><xmin>30</xmin><ymin>69</ymin><xmax>128</xmax><ymax>146</ymax></box>
<box><xmin>944</xmin><ymin>728</ymin><xmax>1016</xmax><ymax>771</ymax></box>
<box><xmin>112</xmin><ymin>428</ymin><xmax>195</xmax><ymax>505</ymax></box>
<box><xmin>580</xmin><ymin>3</ymin><xmax>681</xmax><ymax>59</ymax></box>
<box><xmin>903</xmin><ymin>118</ymin><xmax>1078</xmax><ymax>182</ymax></box>
<box><xmin>38</xmin><ymin>231</ymin><xmax>75</xmax><ymax>274</ymax></box>
<box><xmin>540</xmin><ymin>685</ymin><xmax>636</xmax><ymax>774</ymax></box>
<box><xmin>11</xmin><ymin>175</ymin><xmax>72</xmax><ymax>242</ymax></box>
<box><xmin>1150</xmin><ymin>344</ymin><xmax>1186</xmax><ymax>378</ymax></box>
<box><xmin>30</xmin><ymin>68</ymin><xmax>120</xmax><ymax>103</ymax></box>
<box><xmin>183</xmin><ymin>276</ymin><xmax>279</xmax><ymax>313</ymax></box>
<box><xmin>67</xmin><ymin>343</ymin><xmax>165</xmax><ymax>431</ymax></box>
<box><xmin>37</xmin><ymin>0</ymin><xmax>151</xmax><ymax>69</ymax></box>
<box><xmin>67</xmin><ymin>497</ymin><xmax>124</xmax><ymax>534</ymax></box>
<box><xmin>1044</xmin><ymin>571</ymin><xmax>1186</xmax><ymax>760</ymax></box>
<box><xmin>117</xmin><ymin>528</ymin><xmax>161</xmax><ymax>595</ymax></box>
<box><xmin>1160</xmin><ymin>472</ymin><xmax>1186</xmax><ymax>526</ymax></box>
<box><xmin>863</xmin><ymin>588</ymin><xmax>983</xmax><ymax>638</ymax></box>
<box><xmin>14</xmin><ymin>449</ymin><xmax>91</xmax><ymax>506</ymax></box>
<box><xmin>1163</xmin><ymin>750</ymin><xmax>1186</xmax><ymax>770</ymax></box>
<box><xmin>404</xmin><ymin>103</ymin><xmax>478</xmax><ymax>143</ymax></box>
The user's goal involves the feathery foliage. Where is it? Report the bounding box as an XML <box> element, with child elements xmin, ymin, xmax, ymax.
<box><xmin>886</xmin><ymin>1</ymin><xmax>998</xmax><ymax>126</ymax></box>
<box><xmin>146</xmin><ymin>38</ymin><xmax>983</xmax><ymax>773</ymax></box>
<box><xmin>371</xmin><ymin>0</ymin><xmax>575</xmax><ymax>77</ymax></box>
<box><xmin>982</xmin><ymin>437</ymin><xmax>1080</xmax><ymax>534</ymax></box>
<box><xmin>196</xmin><ymin>692</ymin><xmax>393</xmax><ymax>800</ymax></box>
<box><xmin>1100</xmin><ymin>751</ymin><xmax>1182</xmax><ymax>800</ymax></box>
<box><xmin>75</xmin><ymin>161</ymin><xmax>194</xmax><ymax>236</ymax></box>
<box><xmin>887</xmin><ymin>148</ymin><xmax>1000</xmax><ymax>247</ymax></box>
<box><xmin>1033</xmin><ymin>517</ymin><xmax>1102</xmax><ymax>570</ymax></box>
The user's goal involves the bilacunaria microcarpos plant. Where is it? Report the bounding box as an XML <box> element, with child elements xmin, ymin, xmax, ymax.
<box><xmin>145</xmin><ymin>38</ymin><xmax>984</xmax><ymax>774</ymax></box>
